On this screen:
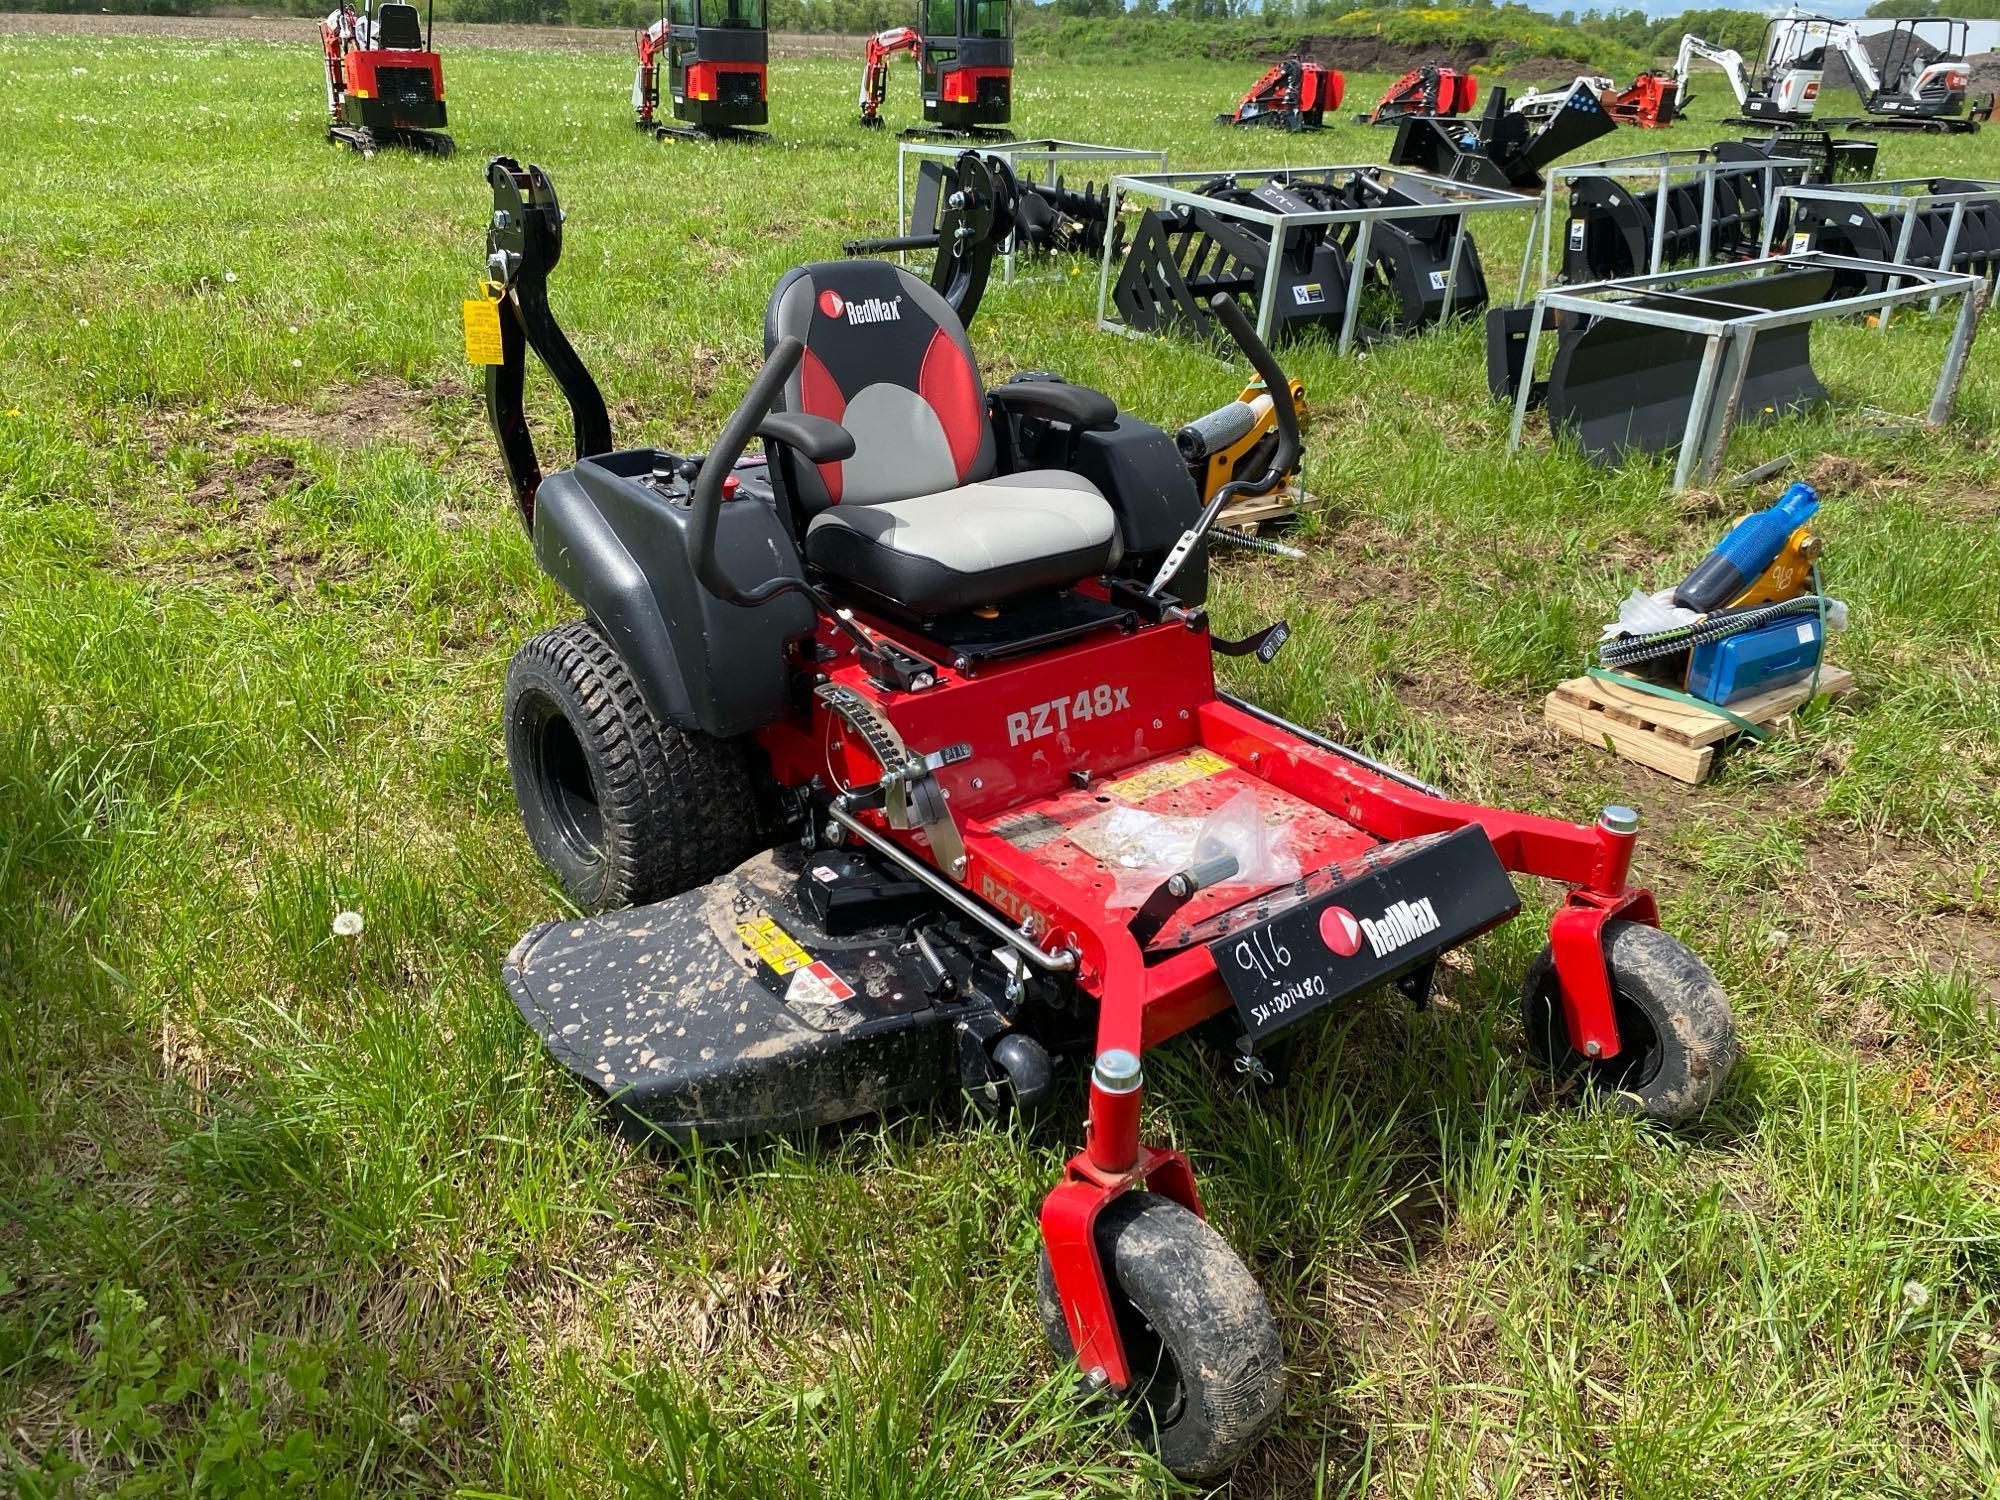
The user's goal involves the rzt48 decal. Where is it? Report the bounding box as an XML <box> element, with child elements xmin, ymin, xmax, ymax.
<box><xmin>1006</xmin><ymin>684</ymin><xmax>1132</xmax><ymax>746</ymax></box>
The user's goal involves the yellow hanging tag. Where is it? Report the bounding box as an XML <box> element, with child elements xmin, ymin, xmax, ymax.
<box><xmin>462</xmin><ymin>288</ymin><xmax>504</xmax><ymax>366</ymax></box>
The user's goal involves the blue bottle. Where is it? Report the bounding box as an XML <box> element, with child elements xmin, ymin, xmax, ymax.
<box><xmin>1673</xmin><ymin>482</ymin><xmax>1820</xmax><ymax>613</ymax></box>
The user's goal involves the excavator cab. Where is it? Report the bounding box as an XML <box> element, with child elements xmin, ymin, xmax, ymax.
<box><xmin>919</xmin><ymin>0</ymin><xmax>1011</xmax><ymax>132</ymax></box>
<box><xmin>1867</xmin><ymin>17</ymin><xmax>1970</xmax><ymax>119</ymax></box>
<box><xmin>633</xmin><ymin>0</ymin><xmax>768</xmax><ymax>141</ymax></box>
<box><xmin>1751</xmin><ymin>12</ymin><xmax>1828</xmax><ymax>119</ymax></box>
<box><xmin>859</xmin><ymin>0</ymin><xmax>1011</xmax><ymax>136</ymax></box>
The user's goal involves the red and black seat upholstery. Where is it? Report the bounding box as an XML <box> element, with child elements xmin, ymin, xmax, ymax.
<box><xmin>764</xmin><ymin>260</ymin><xmax>1120</xmax><ymax>616</ymax></box>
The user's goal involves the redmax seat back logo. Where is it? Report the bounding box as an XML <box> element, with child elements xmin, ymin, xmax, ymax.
<box><xmin>817</xmin><ymin>288</ymin><xmax>903</xmax><ymax>325</ymax></box>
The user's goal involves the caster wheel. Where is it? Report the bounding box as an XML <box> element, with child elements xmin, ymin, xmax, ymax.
<box><xmin>1035</xmin><ymin>1194</ymin><xmax>1283</xmax><ymax>1480</ymax></box>
<box><xmin>1521</xmin><ymin>920</ymin><xmax>1737</xmax><ymax>1125</ymax></box>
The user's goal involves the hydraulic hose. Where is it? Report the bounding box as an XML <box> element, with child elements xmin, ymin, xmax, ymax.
<box><xmin>1597</xmin><ymin>593</ymin><xmax>1824</xmax><ymax>668</ymax></box>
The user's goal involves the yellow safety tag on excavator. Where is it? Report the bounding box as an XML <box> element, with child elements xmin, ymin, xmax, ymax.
<box><xmin>462</xmin><ymin>291</ymin><xmax>504</xmax><ymax>366</ymax></box>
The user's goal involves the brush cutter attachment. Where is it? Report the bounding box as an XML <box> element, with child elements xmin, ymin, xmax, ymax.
<box><xmin>1360</xmin><ymin>64</ymin><xmax>1476</xmax><ymax>125</ymax></box>
<box><xmin>1219</xmin><ymin>55</ymin><xmax>1342</xmax><ymax>130</ymax></box>
<box><xmin>1784</xmin><ymin>179</ymin><xmax>2000</xmax><ymax>295</ymax></box>
<box><xmin>1488</xmin><ymin>265</ymin><xmax>1833</xmax><ymax>463</ymax></box>
<box><xmin>1110</xmin><ymin>172</ymin><xmax>1487</xmax><ymax>350</ymax></box>
<box><xmin>1390</xmin><ymin>81</ymin><xmax>1615</xmax><ymax>193</ymax></box>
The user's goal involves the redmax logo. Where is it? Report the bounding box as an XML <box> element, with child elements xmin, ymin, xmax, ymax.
<box><xmin>818</xmin><ymin>289</ymin><xmax>845</xmax><ymax>318</ymax></box>
<box><xmin>1319</xmin><ymin>906</ymin><xmax>1363</xmax><ymax>957</ymax></box>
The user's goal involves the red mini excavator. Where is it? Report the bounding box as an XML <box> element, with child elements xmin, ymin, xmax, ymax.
<box><xmin>1359</xmin><ymin>64</ymin><xmax>1476</xmax><ymax>126</ymax></box>
<box><xmin>633</xmin><ymin>0</ymin><xmax>769</xmax><ymax>142</ymax></box>
<box><xmin>1218</xmin><ymin>53</ymin><xmax>1342</xmax><ymax>130</ymax></box>
<box><xmin>859</xmin><ymin>0</ymin><xmax>1012</xmax><ymax>137</ymax></box>
<box><xmin>321</xmin><ymin>0</ymin><xmax>452</xmax><ymax>156</ymax></box>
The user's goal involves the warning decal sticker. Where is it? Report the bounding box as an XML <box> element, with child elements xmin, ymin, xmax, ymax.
<box><xmin>785</xmin><ymin>960</ymin><xmax>857</xmax><ymax>1007</ymax></box>
<box><xmin>736</xmin><ymin>914</ymin><xmax>811</xmax><ymax>975</ymax></box>
<box><xmin>1103</xmin><ymin>748</ymin><xmax>1233</xmax><ymax>804</ymax></box>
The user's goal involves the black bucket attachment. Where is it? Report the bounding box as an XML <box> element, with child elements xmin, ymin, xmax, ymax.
<box><xmin>1389</xmin><ymin>81</ymin><xmax>1616</xmax><ymax>194</ymax></box>
<box><xmin>1110</xmin><ymin>172</ymin><xmax>1487</xmax><ymax>349</ymax></box>
<box><xmin>1488</xmin><ymin>265</ymin><xmax>1835</xmax><ymax>464</ymax></box>
<box><xmin>1786</xmin><ymin>179</ymin><xmax>2000</xmax><ymax>295</ymax></box>
<box><xmin>1723</xmin><ymin>131</ymin><xmax>1880</xmax><ymax>186</ymax></box>
<box><xmin>1563</xmin><ymin>156</ymin><xmax>1790</xmax><ymax>283</ymax></box>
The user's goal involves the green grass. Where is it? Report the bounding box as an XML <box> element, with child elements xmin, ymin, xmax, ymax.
<box><xmin>3</xmin><ymin>23</ymin><xmax>2000</xmax><ymax>1497</ymax></box>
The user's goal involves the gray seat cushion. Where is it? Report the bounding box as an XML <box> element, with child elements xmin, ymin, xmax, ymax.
<box><xmin>805</xmin><ymin>471</ymin><xmax>1122</xmax><ymax>616</ymax></box>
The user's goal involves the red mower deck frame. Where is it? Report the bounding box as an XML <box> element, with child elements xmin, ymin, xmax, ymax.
<box><xmin>758</xmin><ymin>594</ymin><xmax>1655</xmax><ymax>1393</ymax></box>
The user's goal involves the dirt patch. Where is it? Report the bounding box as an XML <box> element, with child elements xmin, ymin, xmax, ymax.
<box><xmin>116</xmin><ymin>448</ymin><xmax>361</xmax><ymax>600</ymax></box>
<box><xmin>0</xmin><ymin>11</ymin><xmax>852</xmax><ymax>56</ymax></box>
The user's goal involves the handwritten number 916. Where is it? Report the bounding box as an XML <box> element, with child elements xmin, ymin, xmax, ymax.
<box><xmin>1232</xmin><ymin>927</ymin><xmax>1291</xmax><ymax>981</ymax></box>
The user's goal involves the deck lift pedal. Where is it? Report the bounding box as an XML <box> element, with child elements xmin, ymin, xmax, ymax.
<box><xmin>859</xmin><ymin>0</ymin><xmax>1012</xmax><ymax>138</ymax></box>
<box><xmin>633</xmin><ymin>0</ymin><xmax>769</xmax><ymax>142</ymax></box>
<box><xmin>320</xmin><ymin>0</ymin><xmax>452</xmax><ymax>156</ymax></box>
<box><xmin>470</xmin><ymin>154</ymin><xmax>1737</xmax><ymax>1479</ymax></box>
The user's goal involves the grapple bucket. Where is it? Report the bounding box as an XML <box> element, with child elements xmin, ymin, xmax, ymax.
<box><xmin>1109</xmin><ymin>172</ymin><xmax>1488</xmax><ymax>349</ymax></box>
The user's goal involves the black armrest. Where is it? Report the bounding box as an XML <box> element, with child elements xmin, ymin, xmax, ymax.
<box><xmin>987</xmin><ymin>381</ymin><xmax>1119</xmax><ymax>430</ymax></box>
<box><xmin>757</xmin><ymin>411</ymin><xmax>855</xmax><ymax>465</ymax></box>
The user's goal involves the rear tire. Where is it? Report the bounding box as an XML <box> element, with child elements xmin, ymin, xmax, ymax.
<box><xmin>1035</xmin><ymin>1193</ymin><xmax>1283</xmax><ymax>1480</ymax></box>
<box><xmin>504</xmin><ymin>620</ymin><xmax>762</xmax><ymax>914</ymax></box>
<box><xmin>1521</xmin><ymin>920</ymin><xmax>1737</xmax><ymax>1125</ymax></box>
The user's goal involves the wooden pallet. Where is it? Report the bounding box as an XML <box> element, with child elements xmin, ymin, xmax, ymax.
<box><xmin>1544</xmin><ymin>664</ymin><xmax>1854</xmax><ymax>784</ymax></box>
<box><xmin>1215</xmin><ymin>487</ymin><xmax>1302</xmax><ymax>535</ymax></box>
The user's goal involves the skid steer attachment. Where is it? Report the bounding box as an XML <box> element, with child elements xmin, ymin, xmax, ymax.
<box><xmin>1109</xmin><ymin>172</ymin><xmax>1486</xmax><ymax>350</ymax></box>
<box><xmin>1390</xmin><ymin>80</ymin><xmax>1615</xmax><ymax>193</ymax></box>
<box><xmin>1487</xmin><ymin>264</ymin><xmax>1833</xmax><ymax>463</ymax></box>
<box><xmin>1561</xmin><ymin>151</ymin><xmax>1799</xmax><ymax>283</ymax></box>
<box><xmin>846</xmin><ymin>150</ymin><xmax>1112</xmax><ymax>264</ymax></box>
<box><xmin>1785</xmin><ymin>178</ymin><xmax>2000</xmax><ymax>295</ymax></box>
<box><xmin>1722</xmin><ymin>130</ymin><xmax>1878</xmax><ymax>186</ymax></box>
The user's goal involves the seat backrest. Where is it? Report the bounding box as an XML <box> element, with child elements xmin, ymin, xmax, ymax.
<box><xmin>375</xmin><ymin>3</ymin><xmax>424</xmax><ymax>49</ymax></box>
<box><xmin>764</xmin><ymin>260</ymin><xmax>994</xmax><ymax>512</ymax></box>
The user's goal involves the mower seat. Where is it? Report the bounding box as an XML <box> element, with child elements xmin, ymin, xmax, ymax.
<box><xmin>375</xmin><ymin>2</ymin><xmax>424</xmax><ymax>48</ymax></box>
<box><xmin>765</xmin><ymin>261</ymin><xmax>1121</xmax><ymax>616</ymax></box>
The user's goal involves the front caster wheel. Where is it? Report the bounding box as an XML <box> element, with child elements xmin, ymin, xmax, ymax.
<box><xmin>1521</xmin><ymin>920</ymin><xmax>1737</xmax><ymax>1125</ymax></box>
<box><xmin>1035</xmin><ymin>1193</ymin><xmax>1283</xmax><ymax>1480</ymax></box>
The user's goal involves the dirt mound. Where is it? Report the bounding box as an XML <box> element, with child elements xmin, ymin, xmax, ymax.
<box><xmin>1279</xmin><ymin>35</ymin><xmax>1488</xmax><ymax>76</ymax></box>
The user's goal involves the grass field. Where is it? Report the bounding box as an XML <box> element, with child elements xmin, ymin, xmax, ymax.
<box><xmin>3</xmin><ymin>20</ymin><xmax>1999</xmax><ymax>1497</ymax></box>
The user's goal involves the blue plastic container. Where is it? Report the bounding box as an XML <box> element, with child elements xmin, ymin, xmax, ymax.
<box><xmin>1686</xmin><ymin>614</ymin><xmax>1825</xmax><ymax>706</ymax></box>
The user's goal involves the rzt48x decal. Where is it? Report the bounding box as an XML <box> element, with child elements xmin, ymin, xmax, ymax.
<box><xmin>1006</xmin><ymin>684</ymin><xmax>1132</xmax><ymax>746</ymax></box>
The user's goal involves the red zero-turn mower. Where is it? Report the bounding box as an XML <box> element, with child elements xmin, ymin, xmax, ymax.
<box><xmin>859</xmin><ymin>0</ymin><xmax>1012</xmax><ymax>137</ymax></box>
<box><xmin>1219</xmin><ymin>55</ymin><xmax>1343</xmax><ymax>130</ymax></box>
<box><xmin>633</xmin><ymin>0</ymin><xmax>768</xmax><ymax>142</ymax></box>
<box><xmin>477</xmin><ymin>156</ymin><xmax>1738</xmax><ymax>1479</ymax></box>
<box><xmin>321</xmin><ymin>0</ymin><xmax>452</xmax><ymax>156</ymax></box>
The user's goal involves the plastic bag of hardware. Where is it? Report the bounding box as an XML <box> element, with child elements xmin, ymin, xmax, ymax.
<box><xmin>1097</xmin><ymin>790</ymin><xmax>1300</xmax><ymax>909</ymax></box>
